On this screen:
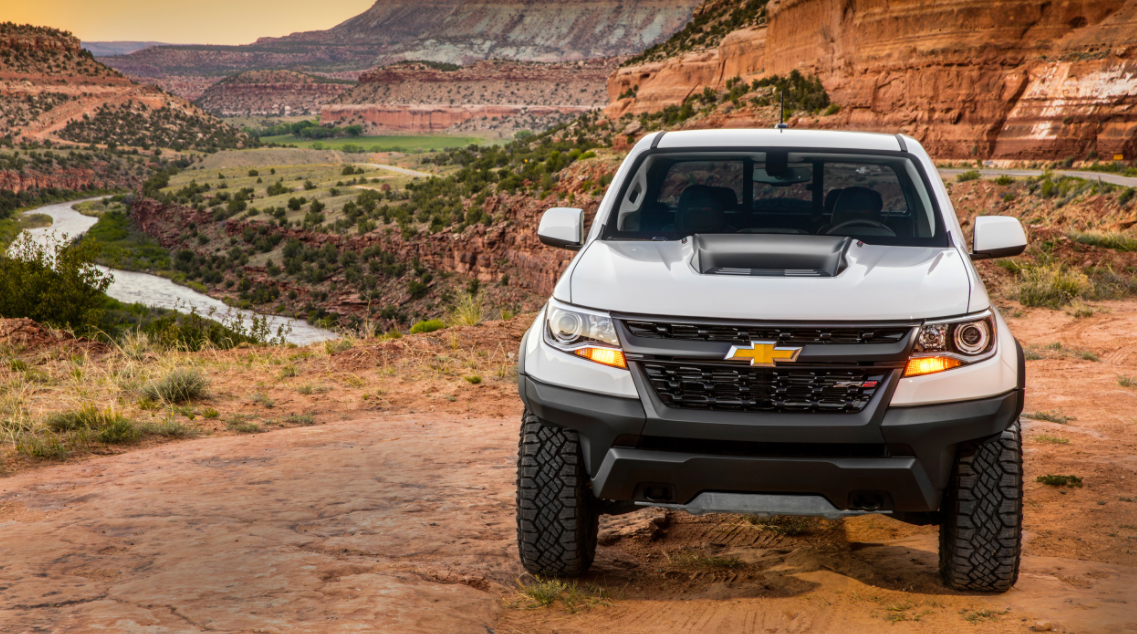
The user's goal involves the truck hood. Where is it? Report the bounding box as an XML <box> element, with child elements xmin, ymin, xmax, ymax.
<box><xmin>567</xmin><ymin>240</ymin><xmax>975</xmax><ymax>321</ymax></box>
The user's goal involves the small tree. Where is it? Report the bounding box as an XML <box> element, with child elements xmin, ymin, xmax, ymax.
<box><xmin>0</xmin><ymin>234</ymin><xmax>112</xmax><ymax>333</ymax></box>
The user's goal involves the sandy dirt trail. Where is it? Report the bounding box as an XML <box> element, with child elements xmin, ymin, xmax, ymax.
<box><xmin>3</xmin><ymin>304</ymin><xmax>1137</xmax><ymax>633</ymax></box>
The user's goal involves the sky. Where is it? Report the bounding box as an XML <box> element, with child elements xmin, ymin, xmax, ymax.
<box><xmin>0</xmin><ymin>0</ymin><xmax>377</xmax><ymax>45</ymax></box>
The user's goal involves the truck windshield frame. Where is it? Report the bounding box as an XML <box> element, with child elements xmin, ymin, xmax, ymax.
<box><xmin>600</xmin><ymin>147</ymin><xmax>949</xmax><ymax>248</ymax></box>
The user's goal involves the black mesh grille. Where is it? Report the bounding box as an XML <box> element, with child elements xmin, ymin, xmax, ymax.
<box><xmin>624</xmin><ymin>320</ymin><xmax>910</xmax><ymax>345</ymax></box>
<box><xmin>643</xmin><ymin>362</ymin><xmax>886</xmax><ymax>413</ymax></box>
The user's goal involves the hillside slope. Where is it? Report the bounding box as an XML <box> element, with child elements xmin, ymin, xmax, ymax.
<box><xmin>0</xmin><ymin>23</ymin><xmax>250</xmax><ymax>152</ymax></box>
<box><xmin>322</xmin><ymin>59</ymin><xmax>611</xmax><ymax>135</ymax></box>
<box><xmin>608</xmin><ymin>0</ymin><xmax>1137</xmax><ymax>160</ymax></box>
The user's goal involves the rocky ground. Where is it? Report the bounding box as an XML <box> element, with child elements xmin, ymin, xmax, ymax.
<box><xmin>2</xmin><ymin>298</ymin><xmax>1136</xmax><ymax>633</ymax></box>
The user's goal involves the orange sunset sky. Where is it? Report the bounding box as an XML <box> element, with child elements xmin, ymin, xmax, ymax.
<box><xmin>0</xmin><ymin>0</ymin><xmax>376</xmax><ymax>44</ymax></box>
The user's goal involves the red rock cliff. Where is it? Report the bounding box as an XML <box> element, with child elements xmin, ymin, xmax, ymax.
<box><xmin>609</xmin><ymin>0</ymin><xmax>1137</xmax><ymax>160</ymax></box>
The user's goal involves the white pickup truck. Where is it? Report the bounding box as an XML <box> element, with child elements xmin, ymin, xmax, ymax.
<box><xmin>515</xmin><ymin>128</ymin><xmax>1028</xmax><ymax>593</ymax></box>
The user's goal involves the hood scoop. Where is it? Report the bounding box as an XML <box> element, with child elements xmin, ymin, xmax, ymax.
<box><xmin>691</xmin><ymin>234</ymin><xmax>853</xmax><ymax>277</ymax></box>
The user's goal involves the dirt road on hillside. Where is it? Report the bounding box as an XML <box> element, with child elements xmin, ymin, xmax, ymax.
<box><xmin>3</xmin><ymin>304</ymin><xmax>1137</xmax><ymax>633</ymax></box>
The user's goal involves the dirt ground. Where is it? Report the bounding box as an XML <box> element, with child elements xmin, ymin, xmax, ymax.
<box><xmin>2</xmin><ymin>302</ymin><xmax>1137</xmax><ymax>633</ymax></box>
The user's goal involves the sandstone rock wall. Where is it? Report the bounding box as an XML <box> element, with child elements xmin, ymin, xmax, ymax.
<box><xmin>608</xmin><ymin>0</ymin><xmax>1137</xmax><ymax>160</ymax></box>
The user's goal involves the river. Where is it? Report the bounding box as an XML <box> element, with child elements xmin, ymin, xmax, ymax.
<box><xmin>15</xmin><ymin>199</ymin><xmax>338</xmax><ymax>345</ymax></box>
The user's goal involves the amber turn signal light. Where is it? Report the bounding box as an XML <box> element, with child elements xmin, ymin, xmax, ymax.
<box><xmin>904</xmin><ymin>356</ymin><xmax>962</xmax><ymax>377</ymax></box>
<box><xmin>575</xmin><ymin>347</ymin><xmax>627</xmax><ymax>369</ymax></box>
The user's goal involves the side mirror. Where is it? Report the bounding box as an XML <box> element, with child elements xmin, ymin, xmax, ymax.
<box><xmin>971</xmin><ymin>216</ymin><xmax>1027</xmax><ymax>260</ymax></box>
<box><xmin>538</xmin><ymin>207</ymin><xmax>584</xmax><ymax>250</ymax></box>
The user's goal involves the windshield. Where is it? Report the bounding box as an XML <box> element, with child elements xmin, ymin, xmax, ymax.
<box><xmin>602</xmin><ymin>150</ymin><xmax>945</xmax><ymax>247</ymax></box>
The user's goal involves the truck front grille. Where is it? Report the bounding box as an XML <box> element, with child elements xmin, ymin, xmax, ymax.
<box><xmin>624</xmin><ymin>320</ymin><xmax>910</xmax><ymax>346</ymax></box>
<box><xmin>643</xmin><ymin>362</ymin><xmax>885</xmax><ymax>413</ymax></box>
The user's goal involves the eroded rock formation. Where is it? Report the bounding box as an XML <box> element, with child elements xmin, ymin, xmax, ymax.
<box><xmin>608</xmin><ymin>0</ymin><xmax>1137</xmax><ymax>160</ymax></box>
<box><xmin>195</xmin><ymin>71</ymin><xmax>355</xmax><ymax>116</ymax></box>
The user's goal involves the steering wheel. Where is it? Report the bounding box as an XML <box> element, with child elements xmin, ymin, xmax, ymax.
<box><xmin>825</xmin><ymin>219</ymin><xmax>896</xmax><ymax>236</ymax></box>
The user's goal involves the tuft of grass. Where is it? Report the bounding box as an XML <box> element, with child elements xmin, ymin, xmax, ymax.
<box><xmin>956</xmin><ymin>170</ymin><xmax>981</xmax><ymax>182</ymax></box>
<box><xmin>993</xmin><ymin>175</ymin><xmax>1015</xmax><ymax>185</ymax></box>
<box><xmin>744</xmin><ymin>514</ymin><xmax>820</xmax><ymax>536</ymax></box>
<box><xmin>141</xmin><ymin>419</ymin><xmax>199</xmax><ymax>438</ymax></box>
<box><xmin>15</xmin><ymin>433</ymin><xmax>69</xmax><ymax>460</ymax></box>
<box><xmin>7</xmin><ymin>359</ymin><xmax>29</xmax><ymax>372</ymax></box>
<box><xmin>668</xmin><ymin>551</ymin><xmax>744</xmax><ymax>569</ymax></box>
<box><xmin>325</xmin><ymin>338</ymin><xmax>353</xmax><ymax>354</ymax></box>
<box><xmin>1119</xmin><ymin>375</ymin><xmax>1137</xmax><ymax>388</ymax></box>
<box><xmin>1068</xmin><ymin>231</ymin><xmax>1137</xmax><ymax>252</ymax></box>
<box><xmin>1023</xmin><ymin>346</ymin><xmax>1045</xmax><ymax>361</ymax></box>
<box><xmin>251</xmin><ymin>393</ymin><xmax>275</xmax><ymax>408</ymax></box>
<box><xmin>142</xmin><ymin>369</ymin><xmax>209</xmax><ymax>404</ymax></box>
<box><xmin>1037</xmin><ymin>474</ymin><xmax>1083</xmax><ymax>487</ymax></box>
<box><xmin>507</xmin><ymin>577</ymin><xmax>615</xmax><ymax>613</ymax></box>
<box><xmin>960</xmin><ymin>608</ymin><xmax>1004</xmax><ymax>623</ymax></box>
<box><xmin>226</xmin><ymin>420</ymin><xmax>262</xmax><ymax>434</ymax></box>
<box><xmin>136</xmin><ymin>396</ymin><xmax>161</xmax><ymax>411</ymax></box>
<box><xmin>201</xmin><ymin>407</ymin><xmax>219</xmax><ymax>419</ymax></box>
<box><xmin>410</xmin><ymin>319</ymin><xmax>446</xmax><ymax>334</ymax></box>
<box><xmin>1027</xmin><ymin>410</ymin><xmax>1076</xmax><ymax>424</ymax></box>
<box><xmin>46</xmin><ymin>404</ymin><xmax>125</xmax><ymax>432</ymax></box>
<box><xmin>1035</xmin><ymin>434</ymin><xmax>1070</xmax><ymax>444</ymax></box>
<box><xmin>284</xmin><ymin>413</ymin><xmax>316</xmax><ymax>425</ymax></box>
<box><xmin>464</xmin><ymin>374</ymin><xmax>482</xmax><ymax>384</ymax></box>
<box><xmin>448</xmin><ymin>291</ymin><xmax>486</xmax><ymax>327</ymax></box>
<box><xmin>95</xmin><ymin>417</ymin><xmax>142</xmax><ymax>444</ymax></box>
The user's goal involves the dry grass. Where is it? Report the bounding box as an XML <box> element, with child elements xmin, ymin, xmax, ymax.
<box><xmin>1</xmin><ymin>315</ymin><xmax>530</xmax><ymax>473</ymax></box>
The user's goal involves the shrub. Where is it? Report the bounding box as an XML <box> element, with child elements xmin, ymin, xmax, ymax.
<box><xmin>956</xmin><ymin>170</ymin><xmax>981</xmax><ymax>182</ymax></box>
<box><xmin>1012</xmin><ymin>263</ymin><xmax>1092</xmax><ymax>308</ymax></box>
<box><xmin>993</xmin><ymin>175</ymin><xmax>1015</xmax><ymax>185</ymax></box>
<box><xmin>464</xmin><ymin>374</ymin><xmax>482</xmax><ymax>384</ymax></box>
<box><xmin>1027</xmin><ymin>410</ymin><xmax>1076</xmax><ymax>424</ymax></box>
<box><xmin>410</xmin><ymin>319</ymin><xmax>445</xmax><ymax>334</ymax></box>
<box><xmin>284</xmin><ymin>413</ymin><xmax>316</xmax><ymax>425</ymax></box>
<box><xmin>0</xmin><ymin>233</ymin><xmax>111</xmax><ymax>333</ymax></box>
<box><xmin>143</xmin><ymin>369</ymin><xmax>209</xmax><ymax>403</ymax></box>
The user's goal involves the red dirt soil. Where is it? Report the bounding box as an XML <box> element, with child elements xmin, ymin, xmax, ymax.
<box><xmin>2</xmin><ymin>303</ymin><xmax>1137</xmax><ymax>632</ymax></box>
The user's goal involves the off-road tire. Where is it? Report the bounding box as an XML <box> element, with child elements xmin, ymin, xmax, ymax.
<box><xmin>516</xmin><ymin>411</ymin><xmax>598</xmax><ymax>577</ymax></box>
<box><xmin>939</xmin><ymin>419</ymin><xmax>1023</xmax><ymax>592</ymax></box>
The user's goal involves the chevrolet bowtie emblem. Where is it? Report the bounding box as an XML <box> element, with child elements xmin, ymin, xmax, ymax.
<box><xmin>724</xmin><ymin>341</ymin><xmax>802</xmax><ymax>367</ymax></box>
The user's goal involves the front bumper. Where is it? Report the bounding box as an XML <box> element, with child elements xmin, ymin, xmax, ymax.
<box><xmin>518</xmin><ymin>372</ymin><xmax>1022</xmax><ymax>513</ymax></box>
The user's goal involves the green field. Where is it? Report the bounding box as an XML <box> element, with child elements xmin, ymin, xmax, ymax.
<box><xmin>259</xmin><ymin>135</ymin><xmax>492</xmax><ymax>152</ymax></box>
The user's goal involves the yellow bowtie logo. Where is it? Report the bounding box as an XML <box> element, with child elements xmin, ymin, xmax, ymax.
<box><xmin>725</xmin><ymin>341</ymin><xmax>803</xmax><ymax>367</ymax></box>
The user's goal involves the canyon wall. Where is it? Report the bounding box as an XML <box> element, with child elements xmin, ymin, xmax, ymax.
<box><xmin>608</xmin><ymin>0</ymin><xmax>1137</xmax><ymax>160</ymax></box>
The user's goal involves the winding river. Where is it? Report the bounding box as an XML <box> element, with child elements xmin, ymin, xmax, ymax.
<box><xmin>15</xmin><ymin>199</ymin><xmax>338</xmax><ymax>345</ymax></box>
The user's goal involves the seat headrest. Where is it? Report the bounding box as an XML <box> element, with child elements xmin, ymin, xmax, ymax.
<box><xmin>824</xmin><ymin>188</ymin><xmax>845</xmax><ymax>214</ymax></box>
<box><xmin>830</xmin><ymin>186</ymin><xmax>884</xmax><ymax>227</ymax></box>
<box><xmin>675</xmin><ymin>185</ymin><xmax>725</xmax><ymax>235</ymax></box>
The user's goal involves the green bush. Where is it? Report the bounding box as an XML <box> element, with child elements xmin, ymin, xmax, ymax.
<box><xmin>410</xmin><ymin>319</ymin><xmax>445</xmax><ymax>334</ymax></box>
<box><xmin>956</xmin><ymin>170</ymin><xmax>981</xmax><ymax>182</ymax></box>
<box><xmin>96</xmin><ymin>417</ymin><xmax>142</xmax><ymax>444</ymax></box>
<box><xmin>143</xmin><ymin>369</ymin><xmax>210</xmax><ymax>403</ymax></box>
<box><xmin>0</xmin><ymin>234</ymin><xmax>111</xmax><ymax>333</ymax></box>
<box><xmin>1037</xmin><ymin>474</ymin><xmax>1083</xmax><ymax>487</ymax></box>
<box><xmin>1068</xmin><ymin>231</ymin><xmax>1137</xmax><ymax>252</ymax></box>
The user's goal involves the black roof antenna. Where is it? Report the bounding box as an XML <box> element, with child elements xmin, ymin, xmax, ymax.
<box><xmin>774</xmin><ymin>90</ymin><xmax>789</xmax><ymax>129</ymax></box>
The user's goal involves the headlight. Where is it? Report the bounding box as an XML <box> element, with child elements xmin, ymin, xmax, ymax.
<box><xmin>543</xmin><ymin>300</ymin><xmax>626</xmax><ymax>369</ymax></box>
<box><xmin>907</xmin><ymin>311</ymin><xmax>997</xmax><ymax>377</ymax></box>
